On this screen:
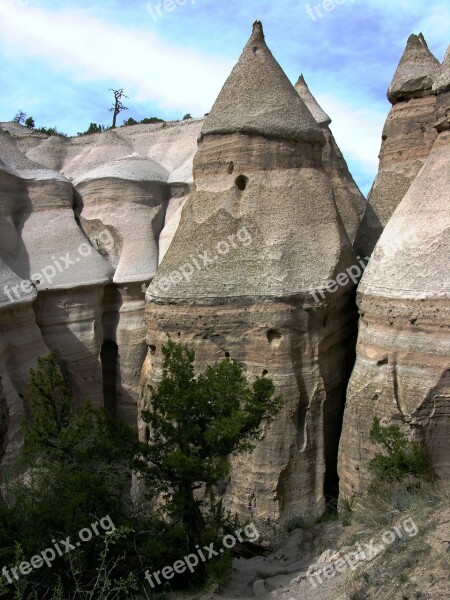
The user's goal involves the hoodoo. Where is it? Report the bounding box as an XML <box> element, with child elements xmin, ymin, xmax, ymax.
<box><xmin>339</xmin><ymin>49</ymin><xmax>450</xmax><ymax>494</ymax></box>
<box><xmin>387</xmin><ymin>33</ymin><xmax>441</xmax><ymax>103</ymax></box>
<box><xmin>433</xmin><ymin>45</ymin><xmax>450</xmax><ymax>95</ymax></box>
<box><xmin>355</xmin><ymin>33</ymin><xmax>441</xmax><ymax>257</ymax></box>
<box><xmin>142</xmin><ymin>22</ymin><xmax>357</xmax><ymax>520</ymax></box>
<box><xmin>74</xmin><ymin>153</ymin><xmax>170</xmax><ymax>423</ymax></box>
<box><xmin>0</xmin><ymin>130</ymin><xmax>113</xmax><ymax>409</ymax></box>
<box><xmin>294</xmin><ymin>75</ymin><xmax>366</xmax><ymax>243</ymax></box>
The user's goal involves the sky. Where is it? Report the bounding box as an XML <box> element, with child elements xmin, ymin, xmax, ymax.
<box><xmin>0</xmin><ymin>0</ymin><xmax>449</xmax><ymax>196</ymax></box>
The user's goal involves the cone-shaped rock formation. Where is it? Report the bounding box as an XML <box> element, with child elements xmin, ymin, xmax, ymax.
<box><xmin>142</xmin><ymin>22</ymin><xmax>358</xmax><ymax>520</ymax></box>
<box><xmin>339</xmin><ymin>94</ymin><xmax>450</xmax><ymax>495</ymax></box>
<box><xmin>294</xmin><ymin>75</ymin><xmax>366</xmax><ymax>243</ymax></box>
<box><xmin>355</xmin><ymin>33</ymin><xmax>440</xmax><ymax>257</ymax></box>
<box><xmin>387</xmin><ymin>33</ymin><xmax>440</xmax><ymax>103</ymax></box>
<box><xmin>294</xmin><ymin>75</ymin><xmax>331</xmax><ymax>126</ymax></box>
<box><xmin>201</xmin><ymin>22</ymin><xmax>324</xmax><ymax>144</ymax></box>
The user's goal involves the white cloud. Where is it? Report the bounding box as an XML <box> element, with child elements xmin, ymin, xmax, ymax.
<box><xmin>318</xmin><ymin>93</ymin><xmax>385</xmax><ymax>174</ymax></box>
<box><xmin>0</xmin><ymin>3</ymin><xmax>233</xmax><ymax>115</ymax></box>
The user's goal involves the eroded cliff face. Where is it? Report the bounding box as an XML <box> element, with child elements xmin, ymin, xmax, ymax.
<box><xmin>0</xmin><ymin>129</ymin><xmax>113</xmax><ymax>414</ymax></box>
<box><xmin>0</xmin><ymin>261</ymin><xmax>50</xmax><ymax>467</ymax></box>
<box><xmin>0</xmin><ymin>119</ymin><xmax>202</xmax><ymax>468</ymax></box>
<box><xmin>141</xmin><ymin>22</ymin><xmax>358</xmax><ymax>520</ymax></box>
<box><xmin>1</xmin><ymin>25</ymin><xmax>445</xmax><ymax>520</ymax></box>
<box><xmin>338</xmin><ymin>79</ymin><xmax>450</xmax><ymax>495</ymax></box>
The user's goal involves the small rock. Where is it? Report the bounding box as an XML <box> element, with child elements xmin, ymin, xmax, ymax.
<box><xmin>253</xmin><ymin>579</ymin><xmax>266</xmax><ymax>597</ymax></box>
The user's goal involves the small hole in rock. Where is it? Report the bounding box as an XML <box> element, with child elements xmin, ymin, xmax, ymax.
<box><xmin>225</xmin><ymin>352</ymin><xmax>230</xmax><ymax>357</ymax></box>
<box><xmin>149</xmin><ymin>344</ymin><xmax>156</xmax><ymax>355</ymax></box>
<box><xmin>262</xmin><ymin>369</ymin><xmax>268</xmax><ymax>376</ymax></box>
<box><xmin>235</xmin><ymin>175</ymin><xmax>248</xmax><ymax>191</ymax></box>
<box><xmin>267</xmin><ymin>329</ymin><xmax>282</xmax><ymax>347</ymax></box>
<box><xmin>228</xmin><ymin>161</ymin><xmax>234</xmax><ymax>174</ymax></box>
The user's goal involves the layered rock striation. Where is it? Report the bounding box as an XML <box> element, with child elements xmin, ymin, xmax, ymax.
<box><xmin>0</xmin><ymin>119</ymin><xmax>202</xmax><ymax>434</ymax></box>
<box><xmin>142</xmin><ymin>22</ymin><xmax>358</xmax><ymax>520</ymax></box>
<box><xmin>0</xmin><ymin>130</ymin><xmax>113</xmax><ymax>409</ymax></box>
<box><xmin>339</xmin><ymin>51</ymin><xmax>450</xmax><ymax>494</ymax></box>
<box><xmin>355</xmin><ymin>34</ymin><xmax>441</xmax><ymax>257</ymax></box>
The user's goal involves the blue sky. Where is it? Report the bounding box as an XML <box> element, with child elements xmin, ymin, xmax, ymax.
<box><xmin>0</xmin><ymin>0</ymin><xmax>449</xmax><ymax>195</ymax></box>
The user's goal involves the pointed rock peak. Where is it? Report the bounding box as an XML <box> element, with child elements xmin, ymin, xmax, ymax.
<box><xmin>251</xmin><ymin>20</ymin><xmax>264</xmax><ymax>38</ymax></box>
<box><xmin>433</xmin><ymin>45</ymin><xmax>450</xmax><ymax>94</ymax></box>
<box><xmin>294</xmin><ymin>74</ymin><xmax>331</xmax><ymax>126</ymax></box>
<box><xmin>387</xmin><ymin>33</ymin><xmax>441</xmax><ymax>103</ymax></box>
<box><xmin>200</xmin><ymin>22</ymin><xmax>324</xmax><ymax>144</ymax></box>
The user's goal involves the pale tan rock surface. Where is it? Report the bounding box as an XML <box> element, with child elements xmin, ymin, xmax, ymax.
<box><xmin>73</xmin><ymin>153</ymin><xmax>170</xmax><ymax>422</ymax></box>
<box><xmin>294</xmin><ymin>76</ymin><xmax>366</xmax><ymax>243</ymax></box>
<box><xmin>74</xmin><ymin>154</ymin><xmax>170</xmax><ymax>284</ymax></box>
<box><xmin>433</xmin><ymin>45</ymin><xmax>450</xmax><ymax>94</ymax></box>
<box><xmin>0</xmin><ymin>129</ymin><xmax>113</xmax><ymax>411</ymax></box>
<box><xmin>355</xmin><ymin>33</ymin><xmax>440</xmax><ymax>257</ymax></box>
<box><xmin>142</xmin><ymin>22</ymin><xmax>358</xmax><ymax>520</ymax></box>
<box><xmin>0</xmin><ymin>118</ymin><xmax>203</xmax><ymax>436</ymax></box>
<box><xmin>294</xmin><ymin>75</ymin><xmax>331</xmax><ymax>126</ymax></box>
<box><xmin>201</xmin><ymin>22</ymin><xmax>323</xmax><ymax>145</ymax></box>
<box><xmin>387</xmin><ymin>33</ymin><xmax>440</xmax><ymax>103</ymax></box>
<box><xmin>0</xmin><ymin>261</ymin><xmax>50</xmax><ymax>471</ymax></box>
<box><xmin>338</xmin><ymin>124</ymin><xmax>450</xmax><ymax>495</ymax></box>
<box><xmin>158</xmin><ymin>193</ymin><xmax>190</xmax><ymax>264</ymax></box>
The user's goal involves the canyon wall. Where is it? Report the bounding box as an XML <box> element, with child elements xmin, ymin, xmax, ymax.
<box><xmin>0</xmin><ymin>119</ymin><xmax>201</xmax><ymax>470</ymax></box>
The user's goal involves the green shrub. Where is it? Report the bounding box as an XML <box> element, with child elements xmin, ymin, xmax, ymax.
<box><xmin>34</xmin><ymin>126</ymin><xmax>67</xmax><ymax>137</ymax></box>
<box><xmin>140</xmin><ymin>117</ymin><xmax>165</xmax><ymax>124</ymax></box>
<box><xmin>368</xmin><ymin>417</ymin><xmax>429</xmax><ymax>484</ymax></box>
<box><xmin>77</xmin><ymin>123</ymin><xmax>107</xmax><ymax>136</ymax></box>
<box><xmin>0</xmin><ymin>354</ymin><xmax>141</xmax><ymax>598</ymax></box>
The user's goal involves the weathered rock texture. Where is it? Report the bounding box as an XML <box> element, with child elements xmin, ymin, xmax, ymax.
<box><xmin>387</xmin><ymin>33</ymin><xmax>440</xmax><ymax>104</ymax></box>
<box><xmin>433</xmin><ymin>45</ymin><xmax>450</xmax><ymax>95</ymax></box>
<box><xmin>0</xmin><ymin>129</ymin><xmax>113</xmax><ymax>410</ymax></box>
<box><xmin>0</xmin><ymin>260</ymin><xmax>50</xmax><ymax>467</ymax></box>
<box><xmin>0</xmin><ymin>119</ymin><xmax>201</xmax><ymax>446</ymax></box>
<box><xmin>142</xmin><ymin>22</ymin><xmax>358</xmax><ymax>520</ymax></box>
<box><xmin>294</xmin><ymin>76</ymin><xmax>366</xmax><ymax>243</ymax></box>
<box><xmin>355</xmin><ymin>34</ymin><xmax>440</xmax><ymax>257</ymax></box>
<box><xmin>339</xmin><ymin>75</ymin><xmax>450</xmax><ymax>494</ymax></box>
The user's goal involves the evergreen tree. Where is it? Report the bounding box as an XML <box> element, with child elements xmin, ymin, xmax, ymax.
<box><xmin>135</xmin><ymin>339</ymin><xmax>283</xmax><ymax>553</ymax></box>
<box><xmin>368</xmin><ymin>416</ymin><xmax>429</xmax><ymax>483</ymax></box>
